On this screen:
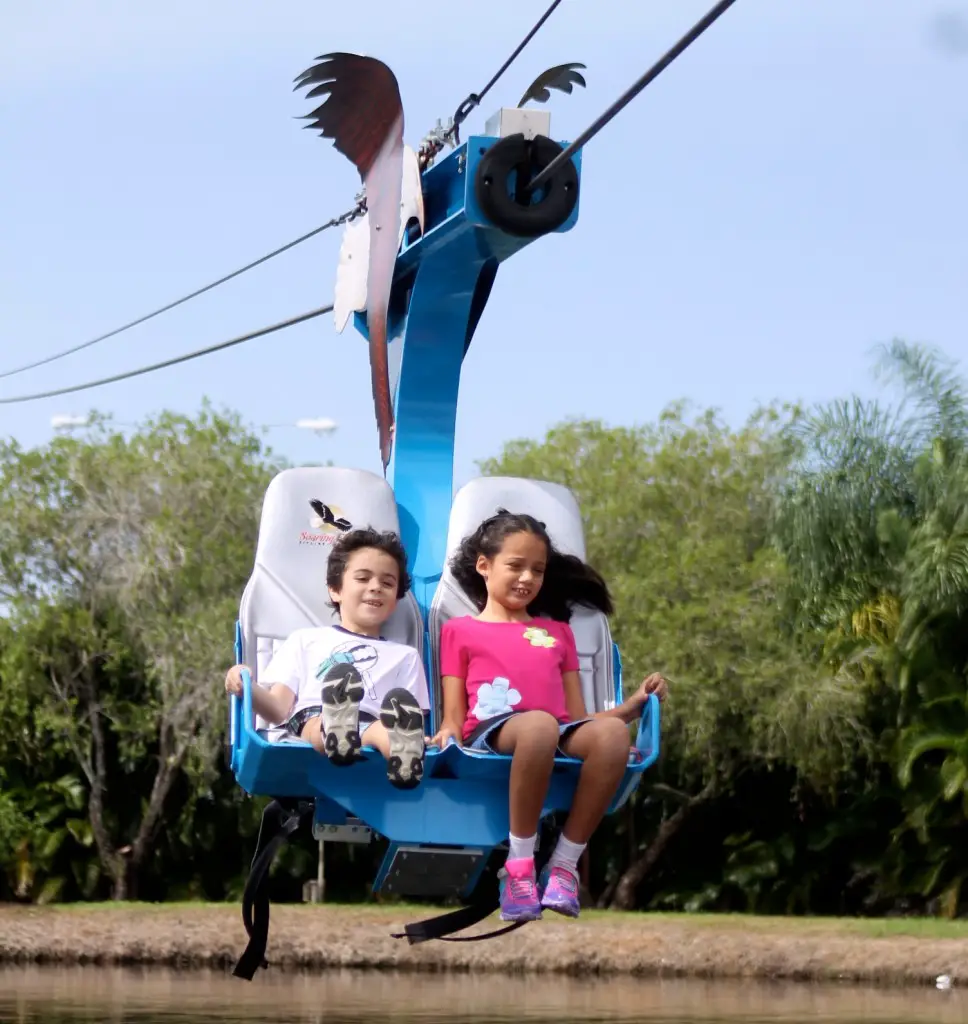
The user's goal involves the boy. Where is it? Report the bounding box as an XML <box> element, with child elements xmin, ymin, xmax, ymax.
<box><xmin>225</xmin><ymin>528</ymin><xmax>429</xmax><ymax>788</ymax></box>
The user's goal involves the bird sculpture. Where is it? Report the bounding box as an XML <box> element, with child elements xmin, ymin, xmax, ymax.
<box><xmin>294</xmin><ymin>53</ymin><xmax>585</xmax><ymax>472</ymax></box>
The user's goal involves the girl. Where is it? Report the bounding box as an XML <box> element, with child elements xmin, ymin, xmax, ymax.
<box><xmin>432</xmin><ymin>509</ymin><xmax>667</xmax><ymax>922</ymax></box>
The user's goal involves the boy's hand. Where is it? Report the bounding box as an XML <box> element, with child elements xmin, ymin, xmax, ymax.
<box><xmin>635</xmin><ymin>672</ymin><xmax>668</xmax><ymax>705</ymax></box>
<box><xmin>224</xmin><ymin>664</ymin><xmax>250</xmax><ymax>697</ymax></box>
<box><xmin>430</xmin><ymin>721</ymin><xmax>461</xmax><ymax>750</ymax></box>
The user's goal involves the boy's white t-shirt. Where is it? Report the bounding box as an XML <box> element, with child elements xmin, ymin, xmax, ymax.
<box><xmin>261</xmin><ymin>625</ymin><xmax>429</xmax><ymax>721</ymax></box>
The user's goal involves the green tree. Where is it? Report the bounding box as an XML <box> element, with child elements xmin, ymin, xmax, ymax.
<box><xmin>482</xmin><ymin>405</ymin><xmax>869</xmax><ymax>910</ymax></box>
<box><xmin>773</xmin><ymin>341</ymin><xmax>968</xmax><ymax>915</ymax></box>
<box><xmin>0</xmin><ymin>406</ymin><xmax>283</xmax><ymax>899</ymax></box>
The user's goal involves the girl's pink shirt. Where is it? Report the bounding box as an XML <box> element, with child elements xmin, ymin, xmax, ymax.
<box><xmin>439</xmin><ymin>616</ymin><xmax>580</xmax><ymax>740</ymax></box>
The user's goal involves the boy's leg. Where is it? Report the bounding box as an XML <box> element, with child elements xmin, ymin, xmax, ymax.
<box><xmin>297</xmin><ymin>715</ymin><xmax>326</xmax><ymax>755</ymax></box>
<box><xmin>318</xmin><ymin>664</ymin><xmax>365</xmax><ymax>765</ymax></box>
<box><xmin>376</xmin><ymin>688</ymin><xmax>425</xmax><ymax>789</ymax></box>
<box><xmin>360</xmin><ymin>719</ymin><xmax>391</xmax><ymax>758</ymax></box>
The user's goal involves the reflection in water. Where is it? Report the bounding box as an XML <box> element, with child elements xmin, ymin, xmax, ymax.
<box><xmin>0</xmin><ymin>966</ymin><xmax>964</xmax><ymax>1024</ymax></box>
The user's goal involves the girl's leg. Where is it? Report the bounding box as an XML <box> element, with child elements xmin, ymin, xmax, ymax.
<box><xmin>487</xmin><ymin>710</ymin><xmax>560</xmax><ymax>922</ymax></box>
<box><xmin>558</xmin><ymin>718</ymin><xmax>630</xmax><ymax>842</ymax></box>
<box><xmin>489</xmin><ymin>710</ymin><xmax>561</xmax><ymax>837</ymax></box>
<box><xmin>541</xmin><ymin>718</ymin><xmax>630</xmax><ymax>917</ymax></box>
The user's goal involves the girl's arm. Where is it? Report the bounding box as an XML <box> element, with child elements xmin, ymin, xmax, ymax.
<box><xmin>562</xmin><ymin>670</ymin><xmax>589</xmax><ymax>721</ymax></box>
<box><xmin>562</xmin><ymin>670</ymin><xmax>667</xmax><ymax>724</ymax></box>
<box><xmin>431</xmin><ymin>675</ymin><xmax>468</xmax><ymax>747</ymax></box>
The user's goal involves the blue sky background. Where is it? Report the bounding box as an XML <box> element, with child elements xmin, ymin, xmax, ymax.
<box><xmin>1</xmin><ymin>0</ymin><xmax>966</xmax><ymax>487</ymax></box>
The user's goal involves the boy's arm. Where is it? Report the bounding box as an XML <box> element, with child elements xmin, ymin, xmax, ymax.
<box><xmin>253</xmin><ymin>681</ymin><xmax>297</xmax><ymax>724</ymax></box>
<box><xmin>225</xmin><ymin>664</ymin><xmax>296</xmax><ymax>724</ymax></box>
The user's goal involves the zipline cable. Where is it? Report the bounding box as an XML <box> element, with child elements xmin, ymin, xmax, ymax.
<box><xmin>2</xmin><ymin>1</ymin><xmax>562</xmax><ymax>388</ymax></box>
<box><xmin>0</xmin><ymin>208</ymin><xmax>359</xmax><ymax>381</ymax></box>
<box><xmin>0</xmin><ymin>305</ymin><xmax>333</xmax><ymax>405</ymax></box>
<box><xmin>0</xmin><ymin>2</ymin><xmax>735</xmax><ymax>406</ymax></box>
<box><xmin>446</xmin><ymin>0</ymin><xmax>565</xmax><ymax>143</ymax></box>
<box><xmin>526</xmin><ymin>0</ymin><xmax>740</xmax><ymax>192</ymax></box>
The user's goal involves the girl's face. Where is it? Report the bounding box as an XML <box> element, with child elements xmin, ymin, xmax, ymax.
<box><xmin>476</xmin><ymin>530</ymin><xmax>548</xmax><ymax>612</ymax></box>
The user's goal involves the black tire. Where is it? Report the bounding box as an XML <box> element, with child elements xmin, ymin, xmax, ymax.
<box><xmin>474</xmin><ymin>134</ymin><xmax>579</xmax><ymax>238</ymax></box>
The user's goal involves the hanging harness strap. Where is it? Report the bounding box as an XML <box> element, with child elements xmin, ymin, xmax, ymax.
<box><xmin>233</xmin><ymin>798</ymin><xmax>314</xmax><ymax>980</ymax></box>
<box><xmin>390</xmin><ymin>897</ymin><xmax>527</xmax><ymax>944</ymax></box>
<box><xmin>391</xmin><ymin>833</ymin><xmax>557</xmax><ymax>945</ymax></box>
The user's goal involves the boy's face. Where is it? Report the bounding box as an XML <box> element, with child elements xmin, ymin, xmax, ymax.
<box><xmin>329</xmin><ymin>546</ymin><xmax>400</xmax><ymax>634</ymax></box>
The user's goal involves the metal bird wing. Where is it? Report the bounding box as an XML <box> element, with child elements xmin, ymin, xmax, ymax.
<box><xmin>517</xmin><ymin>63</ymin><xmax>587</xmax><ymax>107</ymax></box>
<box><xmin>333</xmin><ymin>143</ymin><xmax>425</xmax><ymax>335</ymax></box>
<box><xmin>295</xmin><ymin>52</ymin><xmax>405</xmax><ymax>471</ymax></box>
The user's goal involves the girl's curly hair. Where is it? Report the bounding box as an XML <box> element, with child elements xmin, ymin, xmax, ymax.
<box><xmin>449</xmin><ymin>508</ymin><xmax>613</xmax><ymax>622</ymax></box>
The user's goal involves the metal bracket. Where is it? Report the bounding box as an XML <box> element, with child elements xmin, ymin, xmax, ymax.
<box><xmin>311</xmin><ymin>816</ymin><xmax>372</xmax><ymax>844</ymax></box>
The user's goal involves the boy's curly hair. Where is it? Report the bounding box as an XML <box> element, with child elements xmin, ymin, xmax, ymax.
<box><xmin>327</xmin><ymin>528</ymin><xmax>411</xmax><ymax>599</ymax></box>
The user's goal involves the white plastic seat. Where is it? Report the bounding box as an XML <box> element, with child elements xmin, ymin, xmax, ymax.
<box><xmin>428</xmin><ymin>476</ymin><xmax>618</xmax><ymax>734</ymax></box>
<box><xmin>238</xmin><ymin>466</ymin><xmax>423</xmax><ymax>739</ymax></box>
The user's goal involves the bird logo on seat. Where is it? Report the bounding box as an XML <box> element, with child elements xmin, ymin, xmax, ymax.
<box><xmin>300</xmin><ymin>499</ymin><xmax>353</xmax><ymax>546</ymax></box>
<box><xmin>309</xmin><ymin>499</ymin><xmax>352</xmax><ymax>533</ymax></box>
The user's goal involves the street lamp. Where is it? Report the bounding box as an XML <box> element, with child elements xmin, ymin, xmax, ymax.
<box><xmin>51</xmin><ymin>413</ymin><xmax>94</xmax><ymax>433</ymax></box>
<box><xmin>294</xmin><ymin>417</ymin><xmax>338</xmax><ymax>436</ymax></box>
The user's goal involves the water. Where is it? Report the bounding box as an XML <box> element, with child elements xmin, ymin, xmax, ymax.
<box><xmin>0</xmin><ymin>967</ymin><xmax>964</xmax><ymax>1023</ymax></box>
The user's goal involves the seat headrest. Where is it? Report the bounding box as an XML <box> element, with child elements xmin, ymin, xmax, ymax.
<box><xmin>248</xmin><ymin>466</ymin><xmax>402</xmax><ymax>632</ymax></box>
<box><xmin>443</xmin><ymin>476</ymin><xmax>586</xmax><ymax>567</ymax></box>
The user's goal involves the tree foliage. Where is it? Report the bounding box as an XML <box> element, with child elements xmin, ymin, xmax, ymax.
<box><xmin>0</xmin><ymin>345</ymin><xmax>966</xmax><ymax>918</ymax></box>
<box><xmin>0</xmin><ymin>406</ymin><xmax>282</xmax><ymax>898</ymax></box>
<box><xmin>773</xmin><ymin>340</ymin><xmax>968</xmax><ymax>915</ymax></box>
<box><xmin>481</xmin><ymin>405</ymin><xmax>873</xmax><ymax>909</ymax></box>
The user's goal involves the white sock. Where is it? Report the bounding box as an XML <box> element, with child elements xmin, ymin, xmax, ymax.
<box><xmin>548</xmin><ymin>835</ymin><xmax>585</xmax><ymax>875</ymax></box>
<box><xmin>508</xmin><ymin>832</ymin><xmax>537</xmax><ymax>861</ymax></box>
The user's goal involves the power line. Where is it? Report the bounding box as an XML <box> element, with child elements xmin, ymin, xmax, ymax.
<box><xmin>0</xmin><ymin>305</ymin><xmax>333</xmax><ymax>405</ymax></box>
<box><xmin>0</xmin><ymin>208</ymin><xmax>359</xmax><ymax>381</ymax></box>
<box><xmin>446</xmin><ymin>0</ymin><xmax>565</xmax><ymax>144</ymax></box>
<box><xmin>527</xmin><ymin>0</ymin><xmax>740</xmax><ymax>193</ymax></box>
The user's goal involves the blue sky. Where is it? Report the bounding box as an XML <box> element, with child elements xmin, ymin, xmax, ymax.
<box><xmin>1</xmin><ymin>0</ymin><xmax>966</xmax><ymax>487</ymax></box>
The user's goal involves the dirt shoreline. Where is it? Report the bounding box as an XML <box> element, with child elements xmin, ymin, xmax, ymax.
<box><xmin>1</xmin><ymin>904</ymin><xmax>965</xmax><ymax>989</ymax></box>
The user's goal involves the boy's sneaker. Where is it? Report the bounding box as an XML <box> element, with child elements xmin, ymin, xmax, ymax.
<box><xmin>319</xmin><ymin>665</ymin><xmax>364</xmax><ymax>766</ymax></box>
<box><xmin>538</xmin><ymin>864</ymin><xmax>581</xmax><ymax>918</ymax></box>
<box><xmin>379</xmin><ymin>687</ymin><xmax>425</xmax><ymax>789</ymax></box>
<box><xmin>498</xmin><ymin>857</ymin><xmax>542</xmax><ymax>922</ymax></box>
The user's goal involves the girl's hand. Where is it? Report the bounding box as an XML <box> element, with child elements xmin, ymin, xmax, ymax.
<box><xmin>430</xmin><ymin>722</ymin><xmax>461</xmax><ymax>750</ymax></box>
<box><xmin>636</xmin><ymin>672</ymin><xmax>668</xmax><ymax>705</ymax></box>
<box><xmin>225</xmin><ymin>664</ymin><xmax>249</xmax><ymax>697</ymax></box>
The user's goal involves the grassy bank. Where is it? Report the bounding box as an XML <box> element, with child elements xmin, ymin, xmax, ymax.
<box><xmin>1</xmin><ymin>903</ymin><xmax>965</xmax><ymax>988</ymax></box>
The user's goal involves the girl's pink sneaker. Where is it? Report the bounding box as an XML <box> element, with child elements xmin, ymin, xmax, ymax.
<box><xmin>538</xmin><ymin>865</ymin><xmax>581</xmax><ymax>917</ymax></box>
<box><xmin>498</xmin><ymin>857</ymin><xmax>542</xmax><ymax>921</ymax></box>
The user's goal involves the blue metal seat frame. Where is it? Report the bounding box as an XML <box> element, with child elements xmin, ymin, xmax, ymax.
<box><xmin>228</xmin><ymin>127</ymin><xmax>662</xmax><ymax>972</ymax></box>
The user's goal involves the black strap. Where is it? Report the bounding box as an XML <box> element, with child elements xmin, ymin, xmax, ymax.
<box><xmin>390</xmin><ymin>897</ymin><xmax>527</xmax><ymax>944</ymax></box>
<box><xmin>391</xmin><ymin>822</ymin><xmax>561</xmax><ymax>945</ymax></box>
<box><xmin>233</xmin><ymin>799</ymin><xmax>313</xmax><ymax>980</ymax></box>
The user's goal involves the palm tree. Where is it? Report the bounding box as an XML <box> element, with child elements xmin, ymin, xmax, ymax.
<box><xmin>772</xmin><ymin>340</ymin><xmax>968</xmax><ymax>914</ymax></box>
